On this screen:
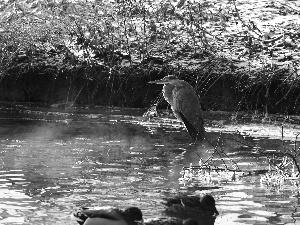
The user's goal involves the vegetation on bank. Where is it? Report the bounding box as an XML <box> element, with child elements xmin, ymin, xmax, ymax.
<box><xmin>0</xmin><ymin>0</ymin><xmax>300</xmax><ymax>114</ymax></box>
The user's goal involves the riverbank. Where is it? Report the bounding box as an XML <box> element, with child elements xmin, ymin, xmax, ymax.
<box><xmin>0</xmin><ymin>0</ymin><xmax>300</xmax><ymax>114</ymax></box>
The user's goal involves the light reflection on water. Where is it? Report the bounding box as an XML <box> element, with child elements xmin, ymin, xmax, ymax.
<box><xmin>0</xmin><ymin>104</ymin><xmax>299</xmax><ymax>224</ymax></box>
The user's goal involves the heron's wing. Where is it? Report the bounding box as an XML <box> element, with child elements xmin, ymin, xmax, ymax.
<box><xmin>172</xmin><ymin>82</ymin><xmax>204</xmax><ymax>141</ymax></box>
<box><xmin>175</xmin><ymin>111</ymin><xmax>199</xmax><ymax>141</ymax></box>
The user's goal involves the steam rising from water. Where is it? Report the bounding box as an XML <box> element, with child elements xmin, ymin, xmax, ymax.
<box><xmin>0</xmin><ymin>106</ymin><xmax>299</xmax><ymax>224</ymax></box>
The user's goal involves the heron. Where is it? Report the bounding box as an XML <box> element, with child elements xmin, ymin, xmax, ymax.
<box><xmin>149</xmin><ymin>75</ymin><xmax>204</xmax><ymax>141</ymax></box>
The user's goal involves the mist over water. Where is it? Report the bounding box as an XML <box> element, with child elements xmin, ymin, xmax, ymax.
<box><xmin>0</xmin><ymin>104</ymin><xmax>299</xmax><ymax>225</ymax></box>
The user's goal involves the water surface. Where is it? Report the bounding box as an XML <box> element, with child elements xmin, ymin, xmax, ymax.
<box><xmin>0</xmin><ymin>103</ymin><xmax>299</xmax><ymax>224</ymax></box>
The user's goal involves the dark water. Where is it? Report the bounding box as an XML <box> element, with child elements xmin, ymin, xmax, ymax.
<box><xmin>0</xmin><ymin>103</ymin><xmax>299</xmax><ymax>225</ymax></box>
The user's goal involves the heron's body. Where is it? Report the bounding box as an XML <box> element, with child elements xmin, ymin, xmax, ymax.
<box><xmin>149</xmin><ymin>76</ymin><xmax>204</xmax><ymax>141</ymax></box>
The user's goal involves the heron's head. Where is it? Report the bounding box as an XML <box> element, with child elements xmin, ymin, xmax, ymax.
<box><xmin>148</xmin><ymin>75</ymin><xmax>179</xmax><ymax>84</ymax></box>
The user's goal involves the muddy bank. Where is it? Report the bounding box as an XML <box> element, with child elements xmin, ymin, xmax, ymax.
<box><xmin>0</xmin><ymin>59</ymin><xmax>299</xmax><ymax>114</ymax></box>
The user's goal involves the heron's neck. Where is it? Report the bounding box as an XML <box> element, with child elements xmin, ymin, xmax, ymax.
<box><xmin>162</xmin><ymin>84</ymin><xmax>174</xmax><ymax>105</ymax></box>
